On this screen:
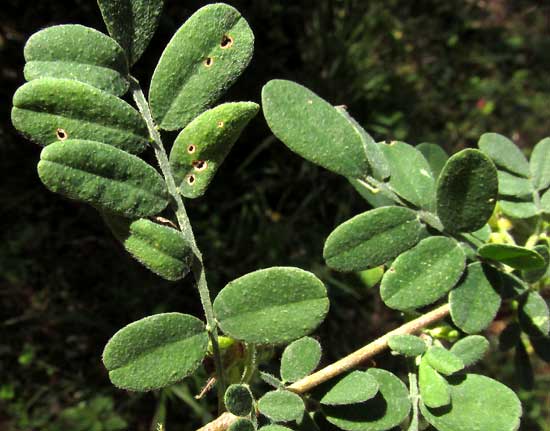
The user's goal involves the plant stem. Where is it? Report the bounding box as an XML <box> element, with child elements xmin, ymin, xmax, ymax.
<box><xmin>196</xmin><ymin>303</ymin><xmax>450</xmax><ymax>431</ymax></box>
<box><xmin>407</xmin><ymin>368</ymin><xmax>420</xmax><ymax>431</ymax></box>
<box><xmin>129</xmin><ymin>77</ymin><xmax>227</xmax><ymax>403</ymax></box>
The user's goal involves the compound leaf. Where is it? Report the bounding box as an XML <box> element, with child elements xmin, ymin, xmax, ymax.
<box><xmin>24</xmin><ymin>24</ymin><xmax>129</xmax><ymax>96</ymax></box>
<box><xmin>318</xmin><ymin>371</ymin><xmax>379</xmax><ymax>406</ymax></box>
<box><xmin>322</xmin><ymin>369</ymin><xmax>411</xmax><ymax>431</ymax></box>
<box><xmin>477</xmin><ymin>243</ymin><xmax>545</xmax><ymax>270</ymax></box>
<box><xmin>419</xmin><ymin>357</ymin><xmax>450</xmax><ymax>409</ymax></box>
<box><xmin>213</xmin><ymin>267</ymin><xmax>329</xmax><ymax>344</ymax></box>
<box><xmin>103</xmin><ymin>215</ymin><xmax>192</xmax><ymax>281</ymax></box>
<box><xmin>478</xmin><ymin>132</ymin><xmax>529</xmax><ymax>177</ymax></box>
<box><xmin>388</xmin><ymin>334</ymin><xmax>427</xmax><ymax>357</ymax></box>
<box><xmin>169</xmin><ymin>102</ymin><xmax>259</xmax><ymax>198</ymax></box>
<box><xmin>518</xmin><ymin>291</ymin><xmax>550</xmax><ymax>336</ymax></box>
<box><xmin>530</xmin><ymin>137</ymin><xmax>550</xmax><ymax>191</ymax></box>
<box><xmin>497</xmin><ymin>170</ymin><xmax>533</xmax><ymax>197</ymax></box>
<box><xmin>38</xmin><ymin>140</ymin><xmax>169</xmax><ymax>218</ymax></box>
<box><xmin>225</xmin><ymin>384</ymin><xmax>253</xmax><ymax>417</ymax></box>
<box><xmin>12</xmin><ymin>78</ymin><xmax>148</xmax><ymax>153</ymax></box>
<box><xmin>102</xmin><ymin>312</ymin><xmax>208</xmax><ymax>391</ymax></box>
<box><xmin>416</xmin><ymin>143</ymin><xmax>448</xmax><ymax>179</ymax></box>
<box><xmin>280</xmin><ymin>337</ymin><xmax>322</xmax><ymax>383</ymax></box>
<box><xmin>150</xmin><ymin>4</ymin><xmax>254</xmax><ymax>130</ymax></box>
<box><xmin>424</xmin><ymin>346</ymin><xmax>464</xmax><ymax>376</ymax></box>
<box><xmin>380</xmin><ymin>237</ymin><xmax>466</xmax><ymax>310</ymax></box>
<box><xmin>323</xmin><ymin>207</ymin><xmax>425</xmax><ymax>272</ymax></box>
<box><xmin>450</xmin><ymin>335</ymin><xmax>489</xmax><ymax>367</ymax></box>
<box><xmin>258</xmin><ymin>390</ymin><xmax>305</xmax><ymax>422</ymax></box>
<box><xmin>436</xmin><ymin>149</ymin><xmax>498</xmax><ymax>233</ymax></box>
<box><xmin>420</xmin><ymin>374</ymin><xmax>522</xmax><ymax>431</ymax></box>
<box><xmin>262</xmin><ymin>79</ymin><xmax>370</xmax><ymax>178</ymax></box>
<box><xmin>97</xmin><ymin>0</ymin><xmax>164</xmax><ymax>65</ymax></box>
<box><xmin>449</xmin><ymin>263</ymin><xmax>501</xmax><ymax>334</ymax></box>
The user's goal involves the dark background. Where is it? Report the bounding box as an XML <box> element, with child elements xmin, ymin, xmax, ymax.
<box><xmin>1</xmin><ymin>1</ymin><xmax>550</xmax><ymax>430</ymax></box>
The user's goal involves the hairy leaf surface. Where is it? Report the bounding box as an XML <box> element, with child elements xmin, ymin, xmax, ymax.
<box><xmin>478</xmin><ymin>132</ymin><xmax>529</xmax><ymax>177</ymax></box>
<box><xmin>280</xmin><ymin>337</ymin><xmax>321</xmax><ymax>383</ymax></box>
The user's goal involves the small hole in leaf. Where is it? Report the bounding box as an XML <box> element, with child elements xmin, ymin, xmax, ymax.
<box><xmin>187</xmin><ymin>144</ymin><xmax>196</xmax><ymax>154</ymax></box>
<box><xmin>56</xmin><ymin>128</ymin><xmax>68</xmax><ymax>141</ymax></box>
<box><xmin>204</xmin><ymin>57</ymin><xmax>213</xmax><ymax>67</ymax></box>
<box><xmin>220</xmin><ymin>35</ymin><xmax>234</xmax><ymax>49</ymax></box>
<box><xmin>187</xmin><ymin>175</ymin><xmax>196</xmax><ymax>185</ymax></box>
<box><xmin>217</xmin><ymin>121</ymin><xmax>224</xmax><ymax>128</ymax></box>
<box><xmin>192</xmin><ymin>160</ymin><xmax>208</xmax><ymax>171</ymax></box>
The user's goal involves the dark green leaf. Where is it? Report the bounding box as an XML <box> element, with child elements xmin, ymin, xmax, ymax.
<box><xmin>449</xmin><ymin>263</ymin><xmax>501</xmax><ymax>334</ymax></box>
<box><xmin>280</xmin><ymin>337</ymin><xmax>322</xmax><ymax>383</ymax></box>
<box><xmin>102</xmin><ymin>313</ymin><xmax>208</xmax><ymax>391</ymax></box>
<box><xmin>24</xmin><ymin>25</ymin><xmax>129</xmax><ymax>95</ymax></box>
<box><xmin>318</xmin><ymin>371</ymin><xmax>379</xmax><ymax>406</ymax></box>
<box><xmin>380</xmin><ymin>236</ymin><xmax>466</xmax><ymax>310</ymax></box>
<box><xmin>229</xmin><ymin>419</ymin><xmax>255</xmax><ymax>431</ymax></box>
<box><xmin>499</xmin><ymin>323</ymin><xmax>521</xmax><ymax>352</ymax></box>
<box><xmin>262</xmin><ymin>80</ymin><xmax>370</xmax><ymax>178</ymax></box>
<box><xmin>531</xmin><ymin>336</ymin><xmax>550</xmax><ymax>362</ymax></box>
<box><xmin>149</xmin><ymin>4</ymin><xmax>254</xmax><ymax>130</ymax></box>
<box><xmin>104</xmin><ymin>215</ymin><xmax>192</xmax><ymax>281</ymax></box>
<box><xmin>424</xmin><ymin>346</ymin><xmax>464</xmax><ymax>376</ymax></box>
<box><xmin>478</xmin><ymin>133</ymin><xmax>529</xmax><ymax>177</ymax></box>
<box><xmin>258</xmin><ymin>390</ymin><xmax>305</xmax><ymax>422</ymax></box>
<box><xmin>387</xmin><ymin>334</ymin><xmax>427</xmax><ymax>357</ymax></box>
<box><xmin>97</xmin><ymin>0</ymin><xmax>164</xmax><ymax>65</ymax></box>
<box><xmin>499</xmin><ymin>272</ymin><xmax>529</xmax><ymax>300</ymax></box>
<box><xmin>419</xmin><ymin>357</ymin><xmax>450</xmax><ymax>408</ymax></box>
<box><xmin>420</xmin><ymin>374</ymin><xmax>522</xmax><ymax>431</ymax></box>
<box><xmin>500</xmin><ymin>199</ymin><xmax>538</xmax><ymax>219</ymax></box>
<box><xmin>323</xmin><ymin>207</ymin><xmax>425</xmax><ymax>272</ymax></box>
<box><xmin>519</xmin><ymin>291</ymin><xmax>549</xmax><ymax>336</ymax></box>
<box><xmin>522</xmin><ymin>244</ymin><xmax>550</xmax><ymax>283</ymax></box>
<box><xmin>514</xmin><ymin>341</ymin><xmax>534</xmax><ymax>390</ymax></box>
<box><xmin>497</xmin><ymin>171</ymin><xmax>533</xmax><ymax>197</ymax></box>
<box><xmin>416</xmin><ymin>143</ymin><xmax>448</xmax><ymax>179</ymax></box>
<box><xmin>213</xmin><ymin>267</ymin><xmax>329</xmax><ymax>344</ymax></box>
<box><xmin>12</xmin><ymin>78</ymin><xmax>148</xmax><ymax>153</ymax></box>
<box><xmin>450</xmin><ymin>335</ymin><xmax>489</xmax><ymax>367</ymax></box>
<box><xmin>530</xmin><ymin>137</ymin><xmax>550</xmax><ymax>191</ymax></box>
<box><xmin>477</xmin><ymin>243</ymin><xmax>545</xmax><ymax>270</ymax></box>
<box><xmin>225</xmin><ymin>384</ymin><xmax>253</xmax><ymax>417</ymax></box>
<box><xmin>380</xmin><ymin>141</ymin><xmax>436</xmax><ymax>209</ymax></box>
<box><xmin>322</xmin><ymin>369</ymin><xmax>411</xmax><ymax>431</ymax></box>
<box><xmin>169</xmin><ymin>102</ymin><xmax>259</xmax><ymax>198</ymax></box>
<box><xmin>38</xmin><ymin>140</ymin><xmax>169</xmax><ymax>218</ymax></box>
<box><xmin>436</xmin><ymin>149</ymin><xmax>498</xmax><ymax>233</ymax></box>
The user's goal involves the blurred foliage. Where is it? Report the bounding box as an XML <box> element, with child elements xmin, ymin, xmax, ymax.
<box><xmin>1</xmin><ymin>0</ymin><xmax>549</xmax><ymax>430</ymax></box>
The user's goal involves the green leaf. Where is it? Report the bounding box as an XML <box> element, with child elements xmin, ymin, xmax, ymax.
<box><xmin>541</xmin><ymin>190</ymin><xmax>550</xmax><ymax>213</ymax></box>
<box><xmin>436</xmin><ymin>149</ymin><xmax>498</xmax><ymax>233</ymax></box>
<box><xmin>213</xmin><ymin>267</ymin><xmax>329</xmax><ymax>344</ymax></box>
<box><xmin>262</xmin><ymin>80</ymin><xmax>370</xmax><ymax>178</ymax></box>
<box><xmin>24</xmin><ymin>25</ymin><xmax>129</xmax><ymax>96</ymax></box>
<box><xmin>500</xmin><ymin>272</ymin><xmax>529</xmax><ymax>299</ymax></box>
<box><xmin>500</xmin><ymin>199</ymin><xmax>538</xmax><ymax>219</ymax></box>
<box><xmin>530</xmin><ymin>137</ymin><xmax>550</xmax><ymax>190</ymax></box>
<box><xmin>169</xmin><ymin>102</ymin><xmax>259</xmax><ymax>198</ymax></box>
<box><xmin>259</xmin><ymin>371</ymin><xmax>284</xmax><ymax>389</ymax></box>
<box><xmin>449</xmin><ymin>263</ymin><xmax>501</xmax><ymax>334</ymax></box>
<box><xmin>259</xmin><ymin>426</ymin><xmax>293</xmax><ymax>431</ymax></box>
<box><xmin>103</xmin><ymin>215</ymin><xmax>192</xmax><ymax>281</ymax></box>
<box><xmin>387</xmin><ymin>334</ymin><xmax>427</xmax><ymax>357</ymax></box>
<box><xmin>228</xmin><ymin>419</ymin><xmax>255</xmax><ymax>431</ymax></box>
<box><xmin>323</xmin><ymin>207</ymin><xmax>425</xmax><ymax>272</ymax></box>
<box><xmin>102</xmin><ymin>312</ymin><xmax>208</xmax><ymax>391</ymax></box>
<box><xmin>380</xmin><ymin>236</ymin><xmax>466</xmax><ymax>310</ymax></box>
<box><xmin>416</xmin><ymin>143</ymin><xmax>448</xmax><ymax>179</ymax></box>
<box><xmin>419</xmin><ymin>357</ymin><xmax>450</xmax><ymax>409</ymax></box>
<box><xmin>12</xmin><ymin>78</ymin><xmax>148</xmax><ymax>153</ymax></box>
<box><xmin>497</xmin><ymin>170</ymin><xmax>533</xmax><ymax>197</ymax></box>
<box><xmin>478</xmin><ymin>132</ymin><xmax>529</xmax><ymax>177</ymax></box>
<box><xmin>420</xmin><ymin>374</ymin><xmax>522</xmax><ymax>431</ymax></box>
<box><xmin>518</xmin><ymin>291</ymin><xmax>550</xmax><ymax>336</ymax></box>
<box><xmin>322</xmin><ymin>369</ymin><xmax>411</xmax><ymax>431</ymax></box>
<box><xmin>149</xmin><ymin>4</ymin><xmax>254</xmax><ymax>130</ymax></box>
<box><xmin>348</xmin><ymin>178</ymin><xmax>395</xmax><ymax>208</ymax></box>
<box><xmin>477</xmin><ymin>243</ymin><xmax>545</xmax><ymax>270</ymax></box>
<box><xmin>224</xmin><ymin>384</ymin><xmax>253</xmax><ymax>417</ymax></box>
<box><xmin>318</xmin><ymin>371</ymin><xmax>379</xmax><ymax>406</ymax></box>
<box><xmin>258</xmin><ymin>390</ymin><xmax>305</xmax><ymax>422</ymax></box>
<box><xmin>522</xmin><ymin>244</ymin><xmax>550</xmax><ymax>283</ymax></box>
<box><xmin>424</xmin><ymin>346</ymin><xmax>464</xmax><ymax>376</ymax></box>
<box><xmin>280</xmin><ymin>337</ymin><xmax>322</xmax><ymax>383</ymax></box>
<box><xmin>380</xmin><ymin>141</ymin><xmax>436</xmax><ymax>209</ymax></box>
<box><xmin>97</xmin><ymin>0</ymin><xmax>164</xmax><ymax>66</ymax></box>
<box><xmin>38</xmin><ymin>140</ymin><xmax>169</xmax><ymax>218</ymax></box>
<box><xmin>450</xmin><ymin>335</ymin><xmax>489</xmax><ymax>367</ymax></box>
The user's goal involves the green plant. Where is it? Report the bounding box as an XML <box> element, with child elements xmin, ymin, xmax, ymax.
<box><xmin>10</xmin><ymin>2</ymin><xmax>550</xmax><ymax>431</ymax></box>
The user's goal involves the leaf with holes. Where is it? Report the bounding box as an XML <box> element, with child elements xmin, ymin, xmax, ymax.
<box><xmin>102</xmin><ymin>313</ymin><xmax>208</xmax><ymax>391</ymax></box>
<box><xmin>497</xmin><ymin>171</ymin><xmax>533</xmax><ymax>197</ymax></box>
<box><xmin>450</xmin><ymin>335</ymin><xmax>489</xmax><ymax>367</ymax></box>
<box><xmin>149</xmin><ymin>4</ymin><xmax>254</xmax><ymax>130</ymax></box>
<box><xmin>380</xmin><ymin>141</ymin><xmax>436</xmax><ymax>209</ymax></box>
<box><xmin>388</xmin><ymin>334</ymin><xmax>427</xmax><ymax>357</ymax></box>
<box><xmin>262</xmin><ymin>80</ymin><xmax>371</xmax><ymax>178</ymax></box>
<box><xmin>322</xmin><ymin>369</ymin><xmax>411</xmax><ymax>431</ymax></box>
<box><xmin>419</xmin><ymin>356</ymin><xmax>450</xmax><ymax>409</ymax></box>
<box><xmin>103</xmin><ymin>215</ymin><xmax>193</xmax><ymax>281</ymax></box>
<box><xmin>24</xmin><ymin>25</ymin><xmax>129</xmax><ymax>95</ymax></box>
<box><xmin>450</xmin><ymin>263</ymin><xmax>501</xmax><ymax>334</ymax></box>
<box><xmin>213</xmin><ymin>267</ymin><xmax>329</xmax><ymax>344</ymax></box>
<box><xmin>11</xmin><ymin>78</ymin><xmax>148</xmax><ymax>153</ymax></box>
<box><xmin>420</xmin><ymin>374</ymin><xmax>522</xmax><ymax>431</ymax></box>
<box><xmin>98</xmin><ymin>0</ymin><xmax>164</xmax><ymax>65</ymax></box>
<box><xmin>258</xmin><ymin>390</ymin><xmax>305</xmax><ymax>422</ymax></box>
<box><xmin>169</xmin><ymin>102</ymin><xmax>259</xmax><ymax>198</ymax></box>
<box><xmin>519</xmin><ymin>291</ymin><xmax>550</xmax><ymax>337</ymax></box>
<box><xmin>380</xmin><ymin>236</ymin><xmax>466</xmax><ymax>310</ymax></box>
<box><xmin>477</xmin><ymin>243</ymin><xmax>545</xmax><ymax>270</ymax></box>
<box><xmin>424</xmin><ymin>346</ymin><xmax>464</xmax><ymax>376</ymax></box>
<box><xmin>38</xmin><ymin>140</ymin><xmax>169</xmax><ymax>218</ymax></box>
<box><xmin>436</xmin><ymin>149</ymin><xmax>498</xmax><ymax>233</ymax></box>
<box><xmin>280</xmin><ymin>337</ymin><xmax>322</xmax><ymax>383</ymax></box>
<box><xmin>317</xmin><ymin>371</ymin><xmax>379</xmax><ymax>406</ymax></box>
<box><xmin>417</xmin><ymin>143</ymin><xmax>448</xmax><ymax>179</ymax></box>
<box><xmin>323</xmin><ymin>207</ymin><xmax>425</xmax><ymax>272</ymax></box>
<box><xmin>478</xmin><ymin>133</ymin><xmax>529</xmax><ymax>177</ymax></box>
<box><xmin>224</xmin><ymin>384</ymin><xmax>253</xmax><ymax>417</ymax></box>
<box><xmin>530</xmin><ymin>137</ymin><xmax>550</xmax><ymax>190</ymax></box>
